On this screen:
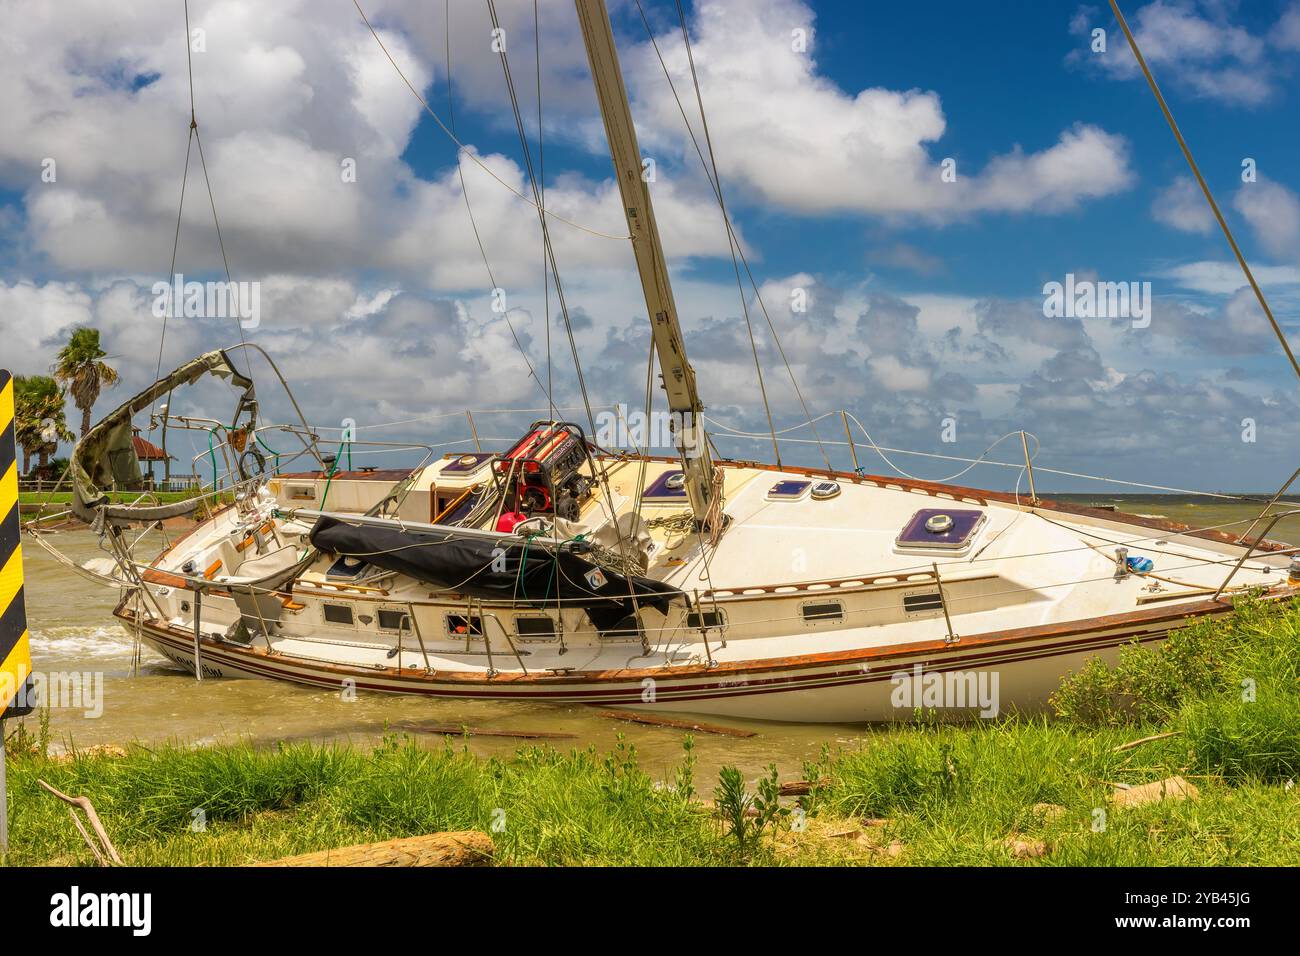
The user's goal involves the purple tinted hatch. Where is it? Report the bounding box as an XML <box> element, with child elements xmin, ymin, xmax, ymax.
<box><xmin>441</xmin><ymin>452</ymin><xmax>496</xmax><ymax>474</ymax></box>
<box><xmin>643</xmin><ymin>470</ymin><xmax>688</xmax><ymax>499</ymax></box>
<box><xmin>896</xmin><ymin>508</ymin><xmax>985</xmax><ymax>549</ymax></box>
<box><xmin>767</xmin><ymin>479</ymin><xmax>812</xmax><ymax>500</ymax></box>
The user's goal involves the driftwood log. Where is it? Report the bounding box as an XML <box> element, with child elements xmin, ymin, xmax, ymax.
<box><xmin>252</xmin><ymin>830</ymin><xmax>494</xmax><ymax>867</ymax></box>
<box><xmin>394</xmin><ymin>723</ymin><xmax>575</xmax><ymax>740</ymax></box>
<box><xmin>594</xmin><ymin>709</ymin><xmax>756</xmax><ymax>738</ymax></box>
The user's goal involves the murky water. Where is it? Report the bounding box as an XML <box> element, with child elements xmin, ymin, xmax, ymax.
<box><xmin>18</xmin><ymin>499</ymin><xmax>1297</xmax><ymax>780</ymax></box>
<box><xmin>19</xmin><ymin>529</ymin><xmax>854</xmax><ymax>781</ymax></box>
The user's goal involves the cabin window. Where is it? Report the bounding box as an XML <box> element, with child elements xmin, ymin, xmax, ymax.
<box><xmin>446</xmin><ymin>614</ymin><xmax>483</xmax><ymax>638</ymax></box>
<box><xmin>600</xmin><ymin>614</ymin><xmax>643</xmax><ymax>641</ymax></box>
<box><xmin>686</xmin><ymin>609</ymin><xmax>726</xmax><ymax>630</ymax></box>
<box><xmin>434</xmin><ymin>487</ymin><xmax>482</xmax><ymax>525</ymax></box>
<box><xmin>286</xmin><ymin>483</ymin><xmax>316</xmax><ymax>501</ymax></box>
<box><xmin>903</xmin><ymin>592</ymin><xmax>944</xmax><ymax>614</ymax></box>
<box><xmin>515</xmin><ymin>615</ymin><xmax>560</xmax><ymax>642</ymax></box>
<box><xmin>801</xmin><ymin>600</ymin><xmax>844</xmax><ymax>624</ymax></box>
<box><xmin>323</xmin><ymin>603</ymin><xmax>354</xmax><ymax>625</ymax></box>
<box><xmin>377</xmin><ymin>609</ymin><xmax>410</xmax><ymax>631</ymax></box>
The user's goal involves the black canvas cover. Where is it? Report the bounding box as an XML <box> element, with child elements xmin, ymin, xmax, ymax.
<box><xmin>309</xmin><ymin>515</ymin><xmax>683</xmax><ymax>631</ymax></box>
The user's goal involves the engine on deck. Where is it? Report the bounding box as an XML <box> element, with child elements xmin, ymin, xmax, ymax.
<box><xmin>493</xmin><ymin>421</ymin><xmax>594</xmax><ymax>530</ymax></box>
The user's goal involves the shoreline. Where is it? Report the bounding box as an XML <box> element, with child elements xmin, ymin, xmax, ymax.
<box><xmin>4</xmin><ymin>597</ymin><xmax>1298</xmax><ymax>867</ymax></box>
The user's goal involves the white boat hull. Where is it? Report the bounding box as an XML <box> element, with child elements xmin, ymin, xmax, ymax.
<box><xmin>127</xmin><ymin>600</ymin><xmax>1226</xmax><ymax>723</ymax></box>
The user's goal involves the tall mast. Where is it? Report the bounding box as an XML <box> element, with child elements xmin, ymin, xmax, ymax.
<box><xmin>575</xmin><ymin>0</ymin><xmax>717</xmax><ymax>526</ymax></box>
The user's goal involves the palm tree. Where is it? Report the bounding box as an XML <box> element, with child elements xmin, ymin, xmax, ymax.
<box><xmin>14</xmin><ymin>375</ymin><xmax>74</xmax><ymax>474</ymax></box>
<box><xmin>53</xmin><ymin>327</ymin><xmax>119</xmax><ymax>438</ymax></box>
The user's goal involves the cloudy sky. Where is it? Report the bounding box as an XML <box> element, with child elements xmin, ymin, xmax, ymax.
<box><xmin>2</xmin><ymin>0</ymin><xmax>1299</xmax><ymax>492</ymax></box>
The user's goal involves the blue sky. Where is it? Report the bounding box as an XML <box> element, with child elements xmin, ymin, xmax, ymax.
<box><xmin>1</xmin><ymin>0</ymin><xmax>1299</xmax><ymax>492</ymax></box>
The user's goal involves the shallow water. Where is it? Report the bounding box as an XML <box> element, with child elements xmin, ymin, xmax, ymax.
<box><xmin>17</xmin><ymin>499</ymin><xmax>1297</xmax><ymax>781</ymax></box>
<box><xmin>19</xmin><ymin>529</ymin><xmax>859</xmax><ymax>782</ymax></box>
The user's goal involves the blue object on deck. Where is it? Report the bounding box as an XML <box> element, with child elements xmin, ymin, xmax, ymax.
<box><xmin>1126</xmin><ymin>556</ymin><xmax>1154</xmax><ymax>573</ymax></box>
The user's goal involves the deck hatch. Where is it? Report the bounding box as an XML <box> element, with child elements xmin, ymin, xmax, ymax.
<box><xmin>440</xmin><ymin>452</ymin><xmax>497</xmax><ymax>474</ymax></box>
<box><xmin>643</xmin><ymin>470</ymin><xmax>688</xmax><ymax>501</ymax></box>
<box><xmin>767</xmin><ymin>479</ymin><xmax>812</xmax><ymax>501</ymax></box>
<box><xmin>896</xmin><ymin>508</ymin><xmax>986</xmax><ymax>551</ymax></box>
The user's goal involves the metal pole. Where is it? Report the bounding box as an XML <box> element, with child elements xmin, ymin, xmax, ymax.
<box><xmin>841</xmin><ymin>411</ymin><xmax>861</xmax><ymax>474</ymax></box>
<box><xmin>407</xmin><ymin>605</ymin><xmax>432</xmax><ymax>673</ymax></box>
<box><xmin>1</xmin><ymin>717</ymin><xmax>8</xmax><ymax>855</ymax></box>
<box><xmin>692</xmin><ymin>589</ymin><xmax>716</xmax><ymax>667</ymax></box>
<box><xmin>478</xmin><ymin>599</ymin><xmax>497</xmax><ymax>678</ymax></box>
<box><xmin>933</xmin><ymin>563</ymin><xmax>959</xmax><ymax>644</ymax></box>
<box><xmin>1020</xmin><ymin>431</ymin><xmax>1040</xmax><ymax>504</ymax></box>
<box><xmin>192</xmin><ymin>589</ymin><xmax>204</xmax><ymax>681</ymax></box>
<box><xmin>466</xmin><ymin>411</ymin><xmax>481</xmax><ymax>451</ymax></box>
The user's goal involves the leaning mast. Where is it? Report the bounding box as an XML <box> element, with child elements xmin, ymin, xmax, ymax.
<box><xmin>575</xmin><ymin>0</ymin><xmax>718</xmax><ymax>527</ymax></box>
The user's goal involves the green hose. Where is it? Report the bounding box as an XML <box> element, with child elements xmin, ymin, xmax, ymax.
<box><xmin>255</xmin><ymin>430</ymin><xmax>282</xmax><ymax>474</ymax></box>
<box><xmin>319</xmin><ymin>449</ymin><xmax>341</xmax><ymax>513</ymax></box>
<box><xmin>206</xmin><ymin>427</ymin><xmax>220</xmax><ymax>491</ymax></box>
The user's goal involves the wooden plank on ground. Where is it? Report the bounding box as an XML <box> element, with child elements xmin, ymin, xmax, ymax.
<box><xmin>394</xmin><ymin>722</ymin><xmax>576</xmax><ymax>740</ymax></box>
<box><xmin>594</xmin><ymin>708</ymin><xmax>756</xmax><ymax>738</ymax></box>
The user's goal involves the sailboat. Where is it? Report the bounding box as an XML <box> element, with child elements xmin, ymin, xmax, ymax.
<box><xmin>50</xmin><ymin>0</ymin><xmax>1298</xmax><ymax>722</ymax></box>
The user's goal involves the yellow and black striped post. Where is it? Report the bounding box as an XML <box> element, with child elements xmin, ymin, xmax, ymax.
<box><xmin>2</xmin><ymin>368</ymin><xmax>35</xmax><ymax>854</ymax></box>
<box><xmin>1</xmin><ymin>369</ymin><xmax>33</xmax><ymax>719</ymax></box>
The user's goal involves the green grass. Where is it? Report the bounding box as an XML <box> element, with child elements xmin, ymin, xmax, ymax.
<box><xmin>4</xmin><ymin>597</ymin><xmax>1300</xmax><ymax>866</ymax></box>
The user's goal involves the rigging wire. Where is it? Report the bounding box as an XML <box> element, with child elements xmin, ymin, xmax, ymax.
<box><xmin>351</xmin><ymin>0</ymin><xmax>630</xmax><ymax>241</ymax></box>
<box><xmin>633</xmin><ymin>0</ymin><xmax>832</xmax><ymax>470</ymax></box>
<box><xmin>665</xmin><ymin>0</ymin><xmax>781</xmax><ymax>468</ymax></box>
<box><xmin>481</xmin><ymin>0</ymin><xmax>603</xmax><ymax>457</ymax></box>
<box><xmin>1109</xmin><ymin>0</ymin><xmax>1300</xmax><ymax>385</ymax></box>
<box><xmin>443</xmin><ymin>0</ymin><xmax>547</xmax><ymax>400</ymax></box>
<box><xmin>150</xmin><ymin>0</ymin><xmax>253</xmax><ymax>477</ymax></box>
<box><xmin>484</xmin><ymin>0</ymin><xmax>649</xmax><ymax>634</ymax></box>
<box><xmin>704</xmin><ymin>408</ymin><xmax>1293</xmax><ymax>504</ymax></box>
<box><xmin>535</xmin><ymin>0</ymin><xmax>555</xmax><ymax>421</ymax></box>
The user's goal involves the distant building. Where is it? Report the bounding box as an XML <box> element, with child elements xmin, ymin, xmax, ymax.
<box><xmin>131</xmin><ymin>427</ymin><xmax>173</xmax><ymax>486</ymax></box>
